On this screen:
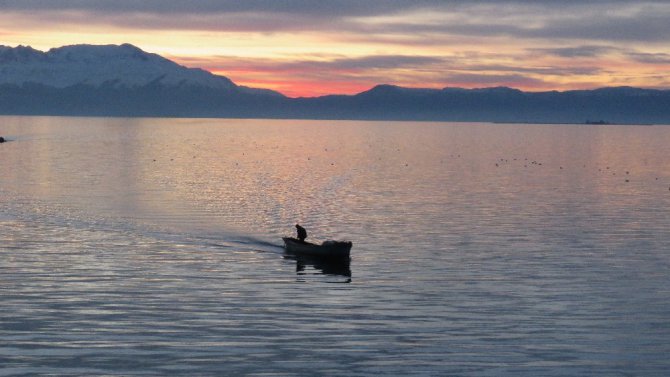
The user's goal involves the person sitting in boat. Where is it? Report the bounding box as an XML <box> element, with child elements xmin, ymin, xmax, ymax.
<box><xmin>0</xmin><ymin>137</ymin><xmax>5</xmax><ymax>143</ymax></box>
<box><xmin>295</xmin><ymin>224</ymin><xmax>307</xmax><ymax>242</ymax></box>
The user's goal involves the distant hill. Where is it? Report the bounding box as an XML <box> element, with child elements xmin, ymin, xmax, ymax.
<box><xmin>1</xmin><ymin>44</ymin><xmax>669</xmax><ymax>124</ymax></box>
<box><xmin>289</xmin><ymin>84</ymin><xmax>670</xmax><ymax>124</ymax></box>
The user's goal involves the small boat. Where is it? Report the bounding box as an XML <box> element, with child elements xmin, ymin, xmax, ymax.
<box><xmin>282</xmin><ymin>237</ymin><xmax>352</xmax><ymax>258</ymax></box>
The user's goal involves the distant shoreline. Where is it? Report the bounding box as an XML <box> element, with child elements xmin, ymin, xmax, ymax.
<box><xmin>0</xmin><ymin>113</ymin><xmax>665</xmax><ymax>126</ymax></box>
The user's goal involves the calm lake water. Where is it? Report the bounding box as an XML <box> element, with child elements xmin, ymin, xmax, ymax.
<box><xmin>1</xmin><ymin>117</ymin><xmax>670</xmax><ymax>376</ymax></box>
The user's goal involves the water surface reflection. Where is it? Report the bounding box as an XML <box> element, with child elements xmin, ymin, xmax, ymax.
<box><xmin>2</xmin><ymin>117</ymin><xmax>670</xmax><ymax>375</ymax></box>
<box><xmin>284</xmin><ymin>253</ymin><xmax>352</xmax><ymax>282</ymax></box>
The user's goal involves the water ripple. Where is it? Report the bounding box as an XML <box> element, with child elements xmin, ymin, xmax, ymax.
<box><xmin>1</xmin><ymin>118</ymin><xmax>670</xmax><ymax>375</ymax></box>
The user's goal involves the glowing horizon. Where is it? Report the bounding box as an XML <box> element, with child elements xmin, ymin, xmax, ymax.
<box><xmin>1</xmin><ymin>1</ymin><xmax>669</xmax><ymax>97</ymax></box>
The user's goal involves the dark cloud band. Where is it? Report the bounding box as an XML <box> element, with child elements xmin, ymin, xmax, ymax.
<box><xmin>1</xmin><ymin>1</ymin><xmax>667</xmax><ymax>43</ymax></box>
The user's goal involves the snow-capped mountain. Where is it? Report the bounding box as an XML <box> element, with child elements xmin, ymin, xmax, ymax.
<box><xmin>0</xmin><ymin>43</ymin><xmax>261</xmax><ymax>92</ymax></box>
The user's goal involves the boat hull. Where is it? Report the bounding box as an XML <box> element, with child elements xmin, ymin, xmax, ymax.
<box><xmin>282</xmin><ymin>237</ymin><xmax>352</xmax><ymax>258</ymax></box>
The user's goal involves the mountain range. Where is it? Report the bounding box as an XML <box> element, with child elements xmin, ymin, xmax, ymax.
<box><xmin>1</xmin><ymin>43</ymin><xmax>669</xmax><ymax>124</ymax></box>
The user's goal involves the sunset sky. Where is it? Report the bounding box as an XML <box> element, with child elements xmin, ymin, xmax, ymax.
<box><xmin>1</xmin><ymin>0</ymin><xmax>669</xmax><ymax>97</ymax></box>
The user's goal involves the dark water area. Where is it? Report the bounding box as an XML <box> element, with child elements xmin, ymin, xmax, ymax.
<box><xmin>1</xmin><ymin>117</ymin><xmax>670</xmax><ymax>375</ymax></box>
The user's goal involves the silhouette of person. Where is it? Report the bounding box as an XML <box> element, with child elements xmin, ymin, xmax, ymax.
<box><xmin>0</xmin><ymin>137</ymin><xmax>5</xmax><ymax>143</ymax></box>
<box><xmin>295</xmin><ymin>224</ymin><xmax>307</xmax><ymax>242</ymax></box>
